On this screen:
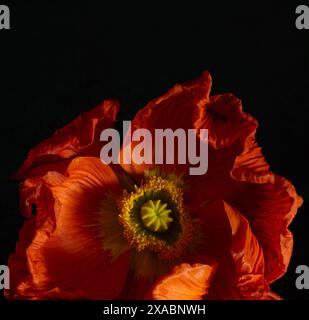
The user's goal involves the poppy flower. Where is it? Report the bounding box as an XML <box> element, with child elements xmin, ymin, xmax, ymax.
<box><xmin>6</xmin><ymin>72</ymin><xmax>303</xmax><ymax>300</ymax></box>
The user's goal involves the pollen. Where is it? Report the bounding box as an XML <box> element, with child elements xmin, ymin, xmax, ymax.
<box><xmin>118</xmin><ymin>175</ymin><xmax>193</xmax><ymax>260</ymax></box>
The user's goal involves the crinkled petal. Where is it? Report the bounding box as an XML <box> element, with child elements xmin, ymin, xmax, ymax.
<box><xmin>184</xmin><ymin>78</ymin><xmax>302</xmax><ymax>283</ymax></box>
<box><xmin>14</xmin><ymin>100</ymin><xmax>119</xmax><ymax>180</ymax></box>
<box><xmin>226</xmin><ymin>176</ymin><xmax>303</xmax><ymax>283</ymax></box>
<box><xmin>7</xmin><ymin>172</ymin><xmax>64</xmax><ymax>299</ymax></box>
<box><xmin>201</xmin><ymin>200</ymin><xmax>281</xmax><ymax>300</ymax></box>
<box><xmin>149</xmin><ymin>261</ymin><xmax>217</xmax><ymax>300</ymax></box>
<box><xmin>120</xmin><ymin>71</ymin><xmax>212</xmax><ymax>178</ymax></box>
<box><xmin>226</xmin><ymin>100</ymin><xmax>302</xmax><ymax>282</ymax></box>
<box><xmin>7</xmin><ymin>157</ymin><xmax>130</xmax><ymax>299</ymax></box>
<box><xmin>194</xmin><ymin>93</ymin><xmax>257</xmax><ymax>149</ymax></box>
<box><xmin>186</xmin><ymin>92</ymin><xmax>258</xmax><ymax>207</ymax></box>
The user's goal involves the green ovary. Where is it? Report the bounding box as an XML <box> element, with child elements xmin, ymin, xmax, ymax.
<box><xmin>140</xmin><ymin>199</ymin><xmax>174</xmax><ymax>233</ymax></box>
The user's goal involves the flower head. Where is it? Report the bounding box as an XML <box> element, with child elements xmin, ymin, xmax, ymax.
<box><xmin>6</xmin><ymin>72</ymin><xmax>303</xmax><ymax>300</ymax></box>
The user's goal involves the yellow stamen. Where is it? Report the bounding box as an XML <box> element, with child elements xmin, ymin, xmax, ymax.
<box><xmin>140</xmin><ymin>199</ymin><xmax>173</xmax><ymax>232</ymax></box>
<box><xmin>118</xmin><ymin>175</ymin><xmax>193</xmax><ymax>260</ymax></box>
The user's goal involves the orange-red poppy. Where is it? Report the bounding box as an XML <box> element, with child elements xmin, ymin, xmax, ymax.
<box><xmin>6</xmin><ymin>72</ymin><xmax>303</xmax><ymax>300</ymax></box>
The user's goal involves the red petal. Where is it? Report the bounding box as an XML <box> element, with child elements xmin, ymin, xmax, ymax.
<box><xmin>19</xmin><ymin>171</ymin><xmax>65</xmax><ymax>218</ymax></box>
<box><xmin>14</xmin><ymin>100</ymin><xmax>119</xmax><ymax>180</ymax></box>
<box><xmin>227</xmin><ymin>102</ymin><xmax>302</xmax><ymax>282</ymax></box>
<box><xmin>8</xmin><ymin>158</ymin><xmax>130</xmax><ymax>299</ymax></box>
<box><xmin>199</xmin><ymin>200</ymin><xmax>281</xmax><ymax>300</ymax></box>
<box><xmin>7</xmin><ymin>172</ymin><xmax>64</xmax><ymax>298</ymax></box>
<box><xmin>195</xmin><ymin>93</ymin><xmax>257</xmax><ymax>149</ymax></box>
<box><xmin>184</xmin><ymin>82</ymin><xmax>302</xmax><ymax>283</ymax></box>
<box><xmin>117</xmin><ymin>270</ymin><xmax>154</xmax><ymax>300</ymax></box>
<box><xmin>226</xmin><ymin>176</ymin><xmax>303</xmax><ymax>283</ymax></box>
<box><xmin>185</xmin><ymin>92</ymin><xmax>258</xmax><ymax>207</ymax></box>
<box><xmin>120</xmin><ymin>71</ymin><xmax>212</xmax><ymax>178</ymax></box>
<box><xmin>149</xmin><ymin>261</ymin><xmax>217</xmax><ymax>300</ymax></box>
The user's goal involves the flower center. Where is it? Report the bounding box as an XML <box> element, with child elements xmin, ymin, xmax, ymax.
<box><xmin>140</xmin><ymin>199</ymin><xmax>173</xmax><ymax>233</ymax></box>
<box><xmin>119</xmin><ymin>175</ymin><xmax>193</xmax><ymax>260</ymax></box>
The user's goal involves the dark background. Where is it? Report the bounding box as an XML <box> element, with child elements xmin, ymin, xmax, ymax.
<box><xmin>0</xmin><ymin>2</ymin><xmax>308</xmax><ymax>299</ymax></box>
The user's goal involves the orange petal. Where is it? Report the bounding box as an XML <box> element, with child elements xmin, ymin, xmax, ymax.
<box><xmin>204</xmin><ymin>201</ymin><xmax>281</xmax><ymax>300</ymax></box>
<box><xmin>7</xmin><ymin>172</ymin><xmax>64</xmax><ymax>299</ymax></box>
<box><xmin>226</xmin><ymin>176</ymin><xmax>302</xmax><ymax>283</ymax></box>
<box><xmin>226</xmin><ymin>109</ymin><xmax>302</xmax><ymax>282</ymax></box>
<box><xmin>8</xmin><ymin>158</ymin><xmax>130</xmax><ymax>299</ymax></box>
<box><xmin>184</xmin><ymin>83</ymin><xmax>302</xmax><ymax>284</ymax></box>
<box><xmin>149</xmin><ymin>261</ymin><xmax>217</xmax><ymax>300</ymax></box>
<box><xmin>19</xmin><ymin>171</ymin><xmax>65</xmax><ymax>217</ymax></box>
<box><xmin>120</xmin><ymin>71</ymin><xmax>212</xmax><ymax>178</ymax></box>
<box><xmin>13</xmin><ymin>100</ymin><xmax>119</xmax><ymax>180</ymax></box>
<box><xmin>195</xmin><ymin>93</ymin><xmax>257</xmax><ymax>149</ymax></box>
<box><xmin>225</xmin><ymin>201</ymin><xmax>264</xmax><ymax>276</ymax></box>
<box><xmin>226</xmin><ymin>201</ymin><xmax>281</xmax><ymax>300</ymax></box>
<box><xmin>186</xmin><ymin>142</ymin><xmax>241</xmax><ymax>209</ymax></box>
<box><xmin>186</xmin><ymin>92</ymin><xmax>259</xmax><ymax>208</ymax></box>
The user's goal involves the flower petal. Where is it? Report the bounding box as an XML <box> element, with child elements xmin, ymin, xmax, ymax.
<box><xmin>8</xmin><ymin>157</ymin><xmax>130</xmax><ymax>299</ymax></box>
<box><xmin>14</xmin><ymin>100</ymin><xmax>119</xmax><ymax>180</ymax></box>
<box><xmin>184</xmin><ymin>80</ymin><xmax>302</xmax><ymax>283</ymax></box>
<box><xmin>226</xmin><ymin>176</ymin><xmax>303</xmax><ymax>283</ymax></box>
<box><xmin>149</xmin><ymin>261</ymin><xmax>217</xmax><ymax>300</ymax></box>
<box><xmin>120</xmin><ymin>71</ymin><xmax>212</xmax><ymax>178</ymax></box>
<box><xmin>6</xmin><ymin>172</ymin><xmax>65</xmax><ymax>299</ymax></box>
<box><xmin>195</xmin><ymin>93</ymin><xmax>257</xmax><ymax>149</ymax></box>
<box><xmin>200</xmin><ymin>200</ymin><xmax>281</xmax><ymax>300</ymax></box>
<box><xmin>19</xmin><ymin>171</ymin><xmax>65</xmax><ymax>218</ymax></box>
<box><xmin>185</xmin><ymin>92</ymin><xmax>258</xmax><ymax>207</ymax></box>
<box><xmin>227</xmin><ymin>105</ymin><xmax>302</xmax><ymax>282</ymax></box>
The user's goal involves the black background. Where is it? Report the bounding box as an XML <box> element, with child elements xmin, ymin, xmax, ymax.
<box><xmin>0</xmin><ymin>2</ymin><xmax>308</xmax><ymax>300</ymax></box>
